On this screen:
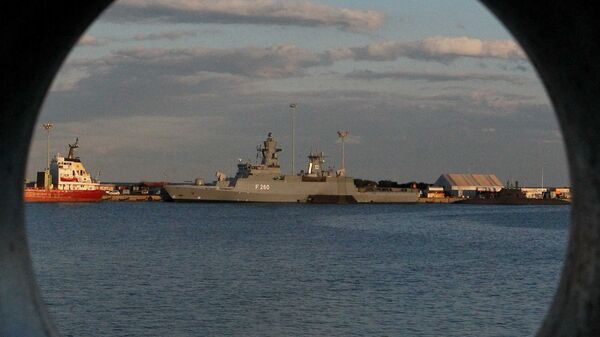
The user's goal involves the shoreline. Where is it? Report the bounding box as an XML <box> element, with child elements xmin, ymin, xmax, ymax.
<box><xmin>98</xmin><ymin>195</ymin><xmax>571</xmax><ymax>205</ymax></box>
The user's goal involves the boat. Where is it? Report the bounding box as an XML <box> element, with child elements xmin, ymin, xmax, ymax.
<box><xmin>455</xmin><ymin>188</ymin><xmax>571</xmax><ymax>205</ymax></box>
<box><xmin>24</xmin><ymin>136</ymin><xmax>104</xmax><ymax>203</ymax></box>
<box><xmin>163</xmin><ymin>132</ymin><xmax>419</xmax><ymax>203</ymax></box>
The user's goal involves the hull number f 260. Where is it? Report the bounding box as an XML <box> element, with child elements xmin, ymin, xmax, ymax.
<box><xmin>255</xmin><ymin>184</ymin><xmax>270</xmax><ymax>190</ymax></box>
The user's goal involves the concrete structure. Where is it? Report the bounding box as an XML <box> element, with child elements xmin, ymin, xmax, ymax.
<box><xmin>2</xmin><ymin>2</ymin><xmax>600</xmax><ymax>337</ymax></box>
<box><xmin>434</xmin><ymin>173</ymin><xmax>504</xmax><ymax>198</ymax></box>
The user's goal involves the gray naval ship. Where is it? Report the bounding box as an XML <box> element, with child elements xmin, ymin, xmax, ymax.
<box><xmin>164</xmin><ymin>133</ymin><xmax>419</xmax><ymax>203</ymax></box>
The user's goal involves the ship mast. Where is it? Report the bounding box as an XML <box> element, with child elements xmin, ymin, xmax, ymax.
<box><xmin>337</xmin><ymin>131</ymin><xmax>349</xmax><ymax>171</ymax></box>
<box><xmin>43</xmin><ymin>123</ymin><xmax>53</xmax><ymax>170</ymax></box>
<box><xmin>289</xmin><ymin>103</ymin><xmax>298</xmax><ymax>175</ymax></box>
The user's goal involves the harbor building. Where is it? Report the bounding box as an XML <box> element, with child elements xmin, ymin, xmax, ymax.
<box><xmin>519</xmin><ymin>187</ymin><xmax>547</xmax><ymax>199</ymax></box>
<box><xmin>435</xmin><ymin>173</ymin><xmax>504</xmax><ymax>198</ymax></box>
<box><xmin>515</xmin><ymin>187</ymin><xmax>572</xmax><ymax>200</ymax></box>
<box><xmin>425</xmin><ymin>186</ymin><xmax>446</xmax><ymax>198</ymax></box>
<box><xmin>549</xmin><ymin>187</ymin><xmax>571</xmax><ymax>199</ymax></box>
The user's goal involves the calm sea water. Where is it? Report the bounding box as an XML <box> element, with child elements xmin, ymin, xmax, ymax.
<box><xmin>26</xmin><ymin>203</ymin><xmax>569</xmax><ymax>337</ymax></box>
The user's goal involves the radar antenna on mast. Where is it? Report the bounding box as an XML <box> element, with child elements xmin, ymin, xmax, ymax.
<box><xmin>67</xmin><ymin>137</ymin><xmax>79</xmax><ymax>159</ymax></box>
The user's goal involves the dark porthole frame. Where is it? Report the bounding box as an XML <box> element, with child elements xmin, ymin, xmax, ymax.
<box><xmin>1</xmin><ymin>1</ymin><xmax>599</xmax><ymax>336</ymax></box>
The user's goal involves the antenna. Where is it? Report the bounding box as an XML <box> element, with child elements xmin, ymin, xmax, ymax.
<box><xmin>42</xmin><ymin>123</ymin><xmax>53</xmax><ymax>170</ymax></box>
<box><xmin>68</xmin><ymin>137</ymin><xmax>79</xmax><ymax>159</ymax></box>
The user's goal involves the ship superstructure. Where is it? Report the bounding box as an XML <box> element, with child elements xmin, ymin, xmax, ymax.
<box><xmin>164</xmin><ymin>133</ymin><xmax>419</xmax><ymax>203</ymax></box>
<box><xmin>50</xmin><ymin>138</ymin><xmax>100</xmax><ymax>190</ymax></box>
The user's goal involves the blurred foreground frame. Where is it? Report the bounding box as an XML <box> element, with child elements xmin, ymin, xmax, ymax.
<box><xmin>1</xmin><ymin>1</ymin><xmax>600</xmax><ymax>336</ymax></box>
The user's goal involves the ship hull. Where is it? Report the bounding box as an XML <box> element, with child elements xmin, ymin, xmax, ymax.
<box><xmin>164</xmin><ymin>176</ymin><xmax>420</xmax><ymax>204</ymax></box>
<box><xmin>24</xmin><ymin>189</ymin><xmax>105</xmax><ymax>203</ymax></box>
<box><xmin>456</xmin><ymin>198</ymin><xmax>570</xmax><ymax>205</ymax></box>
<box><xmin>165</xmin><ymin>185</ymin><xmax>313</xmax><ymax>203</ymax></box>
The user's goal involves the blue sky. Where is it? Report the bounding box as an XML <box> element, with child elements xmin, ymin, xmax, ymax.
<box><xmin>29</xmin><ymin>0</ymin><xmax>567</xmax><ymax>186</ymax></box>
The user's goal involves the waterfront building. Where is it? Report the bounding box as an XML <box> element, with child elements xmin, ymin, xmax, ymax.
<box><xmin>519</xmin><ymin>187</ymin><xmax>548</xmax><ymax>199</ymax></box>
<box><xmin>434</xmin><ymin>173</ymin><xmax>504</xmax><ymax>198</ymax></box>
<box><xmin>548</xmin><ymin>187</ymin><xmax>571</xmax><ymax>200</ymax></box>
<box><xmin>425</xmin><ymin>186</ymin><xmax>446</xmax><ymax>198</ymax></box>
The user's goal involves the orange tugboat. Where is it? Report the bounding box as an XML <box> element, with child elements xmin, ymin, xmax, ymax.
<box><xmin>24</xmin><ymin>123</ymin><xmax>104</xmax><ymax>203</ymax></box>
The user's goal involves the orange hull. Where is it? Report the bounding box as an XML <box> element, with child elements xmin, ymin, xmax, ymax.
<box><xmin>24</xmin><ymin>188</ymin><xmax>104</xmax><ymax>203</ymax></box>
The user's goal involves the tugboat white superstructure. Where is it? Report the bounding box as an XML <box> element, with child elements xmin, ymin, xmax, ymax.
<box><xmin>164</xmin><ymin>133</ymin><xmax>419</xmax><ymax>203</ymax></box>
<box><xmin>50</xmin><ymin>138</ymin><xmax>101</xmax><ymax>190</ymax></box>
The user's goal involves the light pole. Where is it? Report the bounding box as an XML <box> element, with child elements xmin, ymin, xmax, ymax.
<box><xmin>43</xmin><ymin>123</ymin><xmax>53</xmax><ymax>170</ymax></box>
<box><xmin>541</xmin><ymin>166</ymin><xmax>544</xmax><ymax>189</ymax></box>
<box><xmin>337</xmin><ymin>131</ymin><xmax>349</xmax><ymax>171</ymax></box>
<box><xmin>289</xmin><ymin>103</ymin><xmax>297</xmax><ymax>174</ymax></box>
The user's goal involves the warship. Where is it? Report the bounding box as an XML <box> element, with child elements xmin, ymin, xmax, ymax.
<box><xmin>163</xmin><ymin>133</ymin><xmax>419</xmax><ymax>203</ymax></box>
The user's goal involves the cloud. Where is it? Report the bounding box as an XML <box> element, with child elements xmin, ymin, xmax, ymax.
<box><xmin>334</xmin><ymin>36</ymin><xmax>525</xmax><ymax>63</ymax></box>
<box><xmin>133</xmin><ymin>30</ymin><xmax>198</xmax><ymax>41</ymax></box>
<box><xmin>46</xmin><ymin>66</ymin><xmax>252</xmax><ymax>120</ymax></box>
<box><xmin>44</xmin><ymin>37</ymin><xmax>536</xmax><ymax>124</ymax></box>
<box><xmin>418</xmin><ymin>89</ymin><xmax>536</xmax><ymax>112</ymax></box>
<box><xmin>49</xmin><ymin>62</ymin><xmax>94</xmax><ymax>92</ymax></box>
<box><xmin>58</xmin><ymin>36</ymin><xmax>527</xmax><ymax>95</ymax></box>
<box><xmin>417</xmin><ymin>36</ymin><xmax>525</xmax><ymax>60</ymax></box>
<box><xmin>346</xmin><ymin>70</ymin><xmax>528</xmax><ymax>84</ymax></box>
<box><xmin>103</xmin><ymin>0</ymin><xmax>385</xmax><ymax>32</ymax></box>
<box><xmin>468</xmin><ymin>89</ymin><xmax>531</xmax><ymax>110</ymax></box>
<box><xmin>77</xmin><ymin>34</ymin><xmax>106</xmax><ymax>47</ymax></box>
<box><xmin>50</xmin><ymin>44</ymin><xmax>328</xmax><ymax>97</ymax></box>
<box><xmin>87</xmin><ymin>44</ymin><xmax>328</xmax><ymax>79</ymax></box>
